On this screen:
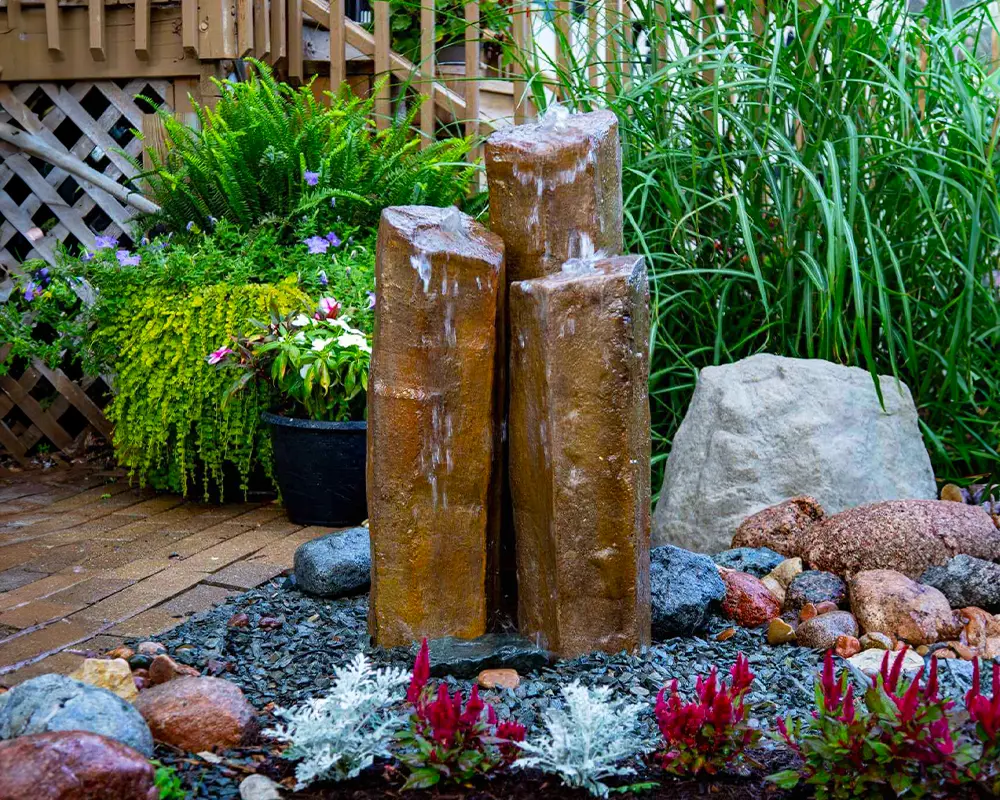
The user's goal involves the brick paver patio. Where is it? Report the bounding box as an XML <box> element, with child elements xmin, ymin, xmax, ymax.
<box><xmin>0</xmin><ymin>465</ymin><xmax>331</xmax><ymax>687</ymax></box>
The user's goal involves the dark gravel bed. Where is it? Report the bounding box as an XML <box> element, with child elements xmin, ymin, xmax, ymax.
<box><xmin>140</xmin><ymin>580</ymin><xmax>995</xmax><ymax>799</ymax></box>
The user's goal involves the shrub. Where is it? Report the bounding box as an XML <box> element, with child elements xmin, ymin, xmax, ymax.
<box><xmin>267</xmin><ymin>652</ymin><xmax>411</xmax><ymax>788</ymax></box>
<box><xmin>139</xmin><ymin>60</ymin><xmax>476</xmax><ymax>238</ymax></box>
<box><xmin>509</xmin><ymin>0</ymin><xmax>1000</xmax><ymax>485</ymax></box>
<box><xmin>397</xmin><ymin>639</ymin><xmax>526</xmax><ymax>789</ymax></box>
<box><xmin>654</xmin><ymin>653</ymin><xmax>761</xmax><ymax>776</ymax></box>
<box><xmin>770</xmin><ymin>650</ymin><xmax>975</xmax><ymax>798</ymax></box>
<box><xmin>514</xmin><ymin>681</ymin><xmax>648</xmax><ymax>797</ymax></box>
<box><xmin>94</xmin><ymin>278</ymin><xmax>306</xmax><ymax>498</ymax></box>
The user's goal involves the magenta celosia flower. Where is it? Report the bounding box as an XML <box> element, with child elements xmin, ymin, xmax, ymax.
<box><xmin>407</xmin><ymin>638</ymin><xmax>430</xmax><ymax>705</ymax></box>
<box><xmin>967</xmin><ymin>659</ymin><xmax>1000</xmax><ymax>742</ymax></box>
<box><xmin>206</xmin><ymin>346</ymin><xmax>233</xmax><ymax>365</ymax></box>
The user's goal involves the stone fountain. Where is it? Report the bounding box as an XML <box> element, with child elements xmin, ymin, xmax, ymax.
<box><xmin>368</xmin><ymin>110</ymin><xmax>651</xmax><ymax>658</ymax></box>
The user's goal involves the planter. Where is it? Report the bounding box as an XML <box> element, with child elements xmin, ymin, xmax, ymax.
<box><xmin>263</xmin><ymin>412</ymin><xmax>368</xmax><ymax>527</ymax></box>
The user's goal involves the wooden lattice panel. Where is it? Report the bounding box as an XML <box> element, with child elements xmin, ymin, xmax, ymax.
<box><xmin>0</xmin><ymin>78</ymin><xmax>173</xmax><ymax>276</ymax></box>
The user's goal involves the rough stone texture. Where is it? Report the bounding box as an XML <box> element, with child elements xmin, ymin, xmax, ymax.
<box><xmin>417</xmin><ymin>634</ymin><xmax>549</xmax><ymax>679</ymax></box>
<box><xmin>509</xmin><ymin>256</ymin><xmax>651</xmax><ymax>658</ymax></box>
<box><xmin>650</xmin><ymin>544</ymin><xmax>726</xmax><ymax>639</ymax></box>
<box><xmin>0</xmin><ymin>674</ymin><xmax>152</xmax><ymax>757</ymax></box>
<box><xmin>68</xmin><ymin>658</ymin><xmax>137</xmax><ymax>702</ymax></box>
<box><xmin>804</xmin><ymin>501</ymin><xmax>1000</xmax><ymax>579</ymax></box>
<box><xmin>850</xmin><ymin>570</ymin><xmax>957</xmax><ymax>646</ymax></box>
<box><xmin>0</xmin><ymin>731</ymin><xmax>158</xmax><ymax>800</ymax></box>
<box><xmin>711</xmin><ymin>547</ymin><xmax>785</xmax><ymax>577</ymax></box>
<box><xmin>293</xmin><ymin>527</ymin><xmax>371</xmax><ymax>598</ymax></box>
<box><xmin>848</xmin><ymin>648</ymin><xmax>925</xmax><ymax>676</ymax></box>
<box><xmin>133</xmin><ymin>676</ymin><xmax>258</xmax><ymax>752</ymax></box>
<box><xmin>766</xmin><ymin>558</ymin><xmax>804</xmax><ymax>589</ymax></box>
<box><xmin>920</xmin><ymin>555</ymin><xmax>1000</xmax><ymax>613</ymax></box>
<box><xmin>485</xmin><ymin>109</ymin><xmax>623</xmax><ymax>285</ymax></box>
<box><xmin>835</xmin><ymin>635</ymin><xmax>862</xmax><ymax>658</ymax></box>
<box><xmin>860</xmin><ymin>632</ymin><xmax>895</xmax><ymax>651</ymax></box>
<box><xmin>767</xmin><ymin>618</ymin><xmax>797</xmax><ymax>645</ymax></box>
<box><xmin>784</xmin><ymin>571</ymin><xmax>848</xmax><ymax>611</ymax></box>
<box><xmin>368</xmin><ymin>206</ymin><xmax>505</xmax><ymax>647</ymax></box>
<box><xmin>477</xmin><ymin>669</ymin><xmax>520</xmax><ymax>690</ymax></box>
<box><xmin>761</xmin><ymin>576</ymin><xmax>786</xmax><ymax>606</ymax></box>
<box><xmin>796</xmin><ymin>611</ymin><xmax>859</xmax><ymax>651</ymax></box>
<box><xmin>654</xmin><ymin>355</ymin><xmax>935</xmax><ymax>552</ymax></box>
<box><xmin>719</xmin><ymin>570</ymin><xmax>782</xmax><ymax>627</ymax></box>
<box><xmin>955</xmin><ymin>607</ymin><xmax>1000</xmax><ymax>659</ymax></box>
<box><xmin>147</xmin><ymin>654</ymin><xmax>200</xmax><ymax>686</ymax></box>
<box><xmin>731</xmin><ymin>497</ymin><xmax>825</xmax><ymax>557</ymax></box>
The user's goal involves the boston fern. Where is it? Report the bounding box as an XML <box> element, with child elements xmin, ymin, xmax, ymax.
<box><xmin>136</xmin><ymin>59</ymin><xmax>475</xmax><ymax>237</ymax></box>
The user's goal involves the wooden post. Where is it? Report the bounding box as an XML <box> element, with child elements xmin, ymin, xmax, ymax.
<box><xmin>513</xmin><ymin>0</ymin><xmax>531</xmax><ymax>124</ymax></box>
<box><xmin>330</xmin><ymin>0</ymin><xmax>347</xmax><ymax>92</ymax></box>
<box><xmin>183</xmin><ymin>0</ymin><xmax>200</xmax><ymax>56</ymax></box>
<box><xmin>271</xmin><ymin>0</ymin><xmax>288</xmax><ymax>63</ymax></box>
<box><xmin>588</xmin><ymin>0</ymin><xmax>600</xmax><ymax>88</ymax></box>
<box><xmin>89</xmin><ymin>0</ymin><xmax>105</xmax><ymax>60</ymax></box>
<box><xmin>375</xmin><ymin>0</ymin><xmax>391</xmax><ymax>129</ymax></box>
<box><xmin>420</xmin><ymin>0</ymin><xmax>436</xmax><ymax>145</ymax></box>
<box><xmin>465</xmin><ymin>1</ymin><xmax>480</xmax><ymax>146</ymax></box>
<box><xmin>43</xmin><ymin>0</ymin><xmax>61</xmax><ymax>54</ymax></box>
<box><xmin>556</xmin><ymin>0</ymin><xmax>570</xmax><ymax>84</ymax></box>
<box><xmin>606</xmin><ymin>0</ymin><xmax>619</xmax><ymax>98</ymax></box>
<box><xmin>289</xmin><ymin>0</ymin><xmax>304</xmax><ymax>80</ymax></box>
<box><xmin>141</xmin><ymin>113</ymin><xmax>169</xmax><ymax>174</ymax></box>
<box><xmin>254</xmin><ymin>0</ymin><xmax>271</xmax><ymax>59</ymax></box>
<box><xmin>238</xmin><ymin>0</ymin><xmax>255</xmax><ymax>56</ymax></box>
<box><xmin>134</xmin><ymin>0</ymin><xmax>150</xmax><ymax>57</ymax></box>
<box><xmin>6</xmin><ymin>0</ymin><xmax>21</xmax><ymax>32</ymax></box>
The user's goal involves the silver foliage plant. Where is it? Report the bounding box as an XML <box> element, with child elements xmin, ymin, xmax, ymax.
<box><xmin>266</xmin><ymin>652</ymin><xmax>410</xmax><ymax>788</ymax></box>
<box><xmin>514</xmin><ymin>681</ymin><xmax>650</xmax><ymax>797</ymax></box>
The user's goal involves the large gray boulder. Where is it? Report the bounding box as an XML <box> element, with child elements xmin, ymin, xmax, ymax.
<box><xmin>652</xmin><ymin>355</ymin><xmax>935</xmax><ymax>552</ymax></box>
<box><xmin>650</xmin><ymin>544</ymin><xmax>726</xmax><ymax>638</ymax></box>
<box><xmin>0</xmin><ymin>674</ymin><xmax>153</xmax><ymax>757</ymax></box>
<box><xmin>293</xmin><ymin>526</ymin><xmax>370</xmax><ymax>597</ymax></box>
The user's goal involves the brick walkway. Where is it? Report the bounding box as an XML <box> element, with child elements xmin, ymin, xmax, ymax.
<box><xmin>0</xmin><ymin>466</ymin><xmax>330</xmax><ymax>687</ymax></box>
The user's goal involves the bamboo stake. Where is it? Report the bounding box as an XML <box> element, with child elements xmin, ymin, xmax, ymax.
<box><xmin>421</xmin><ymin>0</ymin><xmax>436</xmax><ymax>144</ymax></box>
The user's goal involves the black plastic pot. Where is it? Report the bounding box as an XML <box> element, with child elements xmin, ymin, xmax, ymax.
<box><xmin>263</xmin><ymin>412</ymin><xmax>368</xmax><ymax>526</ymax></box>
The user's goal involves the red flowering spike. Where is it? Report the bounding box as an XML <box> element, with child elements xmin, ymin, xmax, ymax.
<box><xmin>821</xmin><ymin>651</ymin><xmax>842</xmax><ymax>712</ymax></box>
<box><xmin>993</xmin><ymin>661</ymin><xmax>1000</xmax><ymax>700</ymax></box>
<box><xmin>407</xmin><ymin>638</ymin><xmax>430</xmax><ymax>705</ymax></box>
<box><xmin>700</xmin><ymin>668</ymin><xmax>719</xmax><ymax>706</ymax></box>
<box><xmin>967</xmin><ymin>658</ymin><xmax>982</xmax><ymax>708</ymax></box>
<box><xmin>840</xmin><ymin>683</ymin><xmax>855</xmax><ymax>725</ymax></box>
<box><xmin>461</xmin><ymin>684</ymin><xmax>485</xmax><ymax>726</ymax></box>
<box><xmin>898</xmin><ymin>667</ymin><xmax>924</xmax><ymax>722</ymax></box>
<box><xmin>924</xmin><ymin>656</ymin><xmax>939</xmax><ymax>702</ymax></box>
<box><xmin>729</xmin><ymin>653</ymin><xmax>754</xmax><ymax>696</ymax></box>
<box><xmin>887</xmin><ymin>647</ymin><xmax>907</xmax><ymax>694</ymax></box>
<box><xmin>876</xmin><ymin>649</ymin><xmax>892</xmax><ymax>688</ymax></box>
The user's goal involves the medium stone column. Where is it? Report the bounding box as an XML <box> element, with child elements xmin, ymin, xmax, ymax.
<box><xmin>368</xmin><ymin>206</ymin><xmax>505</xmax><ymax>648</ymax></box>
<box><xmin>508</xmin><ymin>255</ymin><xmax>651</xmax><ymax>658</ymax></box>
<box><xmin>485</xmin><ymin>109</ymin><xmax>623</xmax><ymax>284</ymax></box>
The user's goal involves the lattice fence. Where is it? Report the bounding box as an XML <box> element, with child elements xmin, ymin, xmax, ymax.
<box><xmin>0</xmin><ymin>78</ymin><xmax>174</xmax><ymax>464</ymax></box>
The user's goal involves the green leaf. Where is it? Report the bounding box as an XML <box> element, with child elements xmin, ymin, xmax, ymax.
<box><xmin>402</xmin><ymin>768</ymin><xmax>441</xmax><ymax>791</ymax></box>
<box><xmin>766</xmin><ymin>770</ymin><xmax>801</xmax><ymax>790</ymax></box>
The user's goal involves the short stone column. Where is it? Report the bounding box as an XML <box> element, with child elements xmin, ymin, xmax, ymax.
<box><xmin>508</xmin><ymin>255</ymin><xmax>652</xmax><ymax>658</ymax></box>
<box><xmin>368</xmin><ymin>206</ymin><xmax>506</xmax><ymax>648</ymax></box>
<box><xmin>485</xmin><ymin>109</ymin><xmax>623</xmax><ymax>284</ymax></box>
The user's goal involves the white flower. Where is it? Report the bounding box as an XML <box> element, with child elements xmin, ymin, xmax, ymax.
<box><xmin>337</xmin><ymin>333</ymin><xmax>371</xmax><ymax>352</ymax></box>
<box><xmin>311</xmin><ymin>337</ymin><xmax>333</xmax><ymax>351</ymax></box>
<box><xmin>299</xmin><ymin>364</ymin><xmax>310</xmax><ymax>379</ymax></box>
<box><xmin>291</xmin><ymin>314</ymin><xmax>312</xmax><ymax>327</ymax></box>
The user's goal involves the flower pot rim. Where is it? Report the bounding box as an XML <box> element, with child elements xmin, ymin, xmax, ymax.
<box><xmin>261</xmin><ymin>411</ymin><xmax>367</xmax><ymax>431</ymax></box>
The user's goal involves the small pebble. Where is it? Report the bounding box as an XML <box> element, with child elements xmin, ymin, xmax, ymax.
<box><xmin>478</xmin><ymin>669</ymin><xmax>520</xmax><ymax>690</ymax></box>
<box><xmin>767</xmin><ymin>618</ymin><xmax>796</xmax><ymax>645</ymax></box>
<box><xmin>715</xmin><ymin>628</ymin><xmax>736</xmax><ymax>642</ymax></box>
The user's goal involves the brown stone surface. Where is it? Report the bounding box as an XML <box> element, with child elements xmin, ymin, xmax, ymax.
<box><xmin>368</xmin><ymin>206</ymin><xmax>505</xmax><ymax>648</ymax></box>
<box><xmin>767</xmin><ymin>618</ymin><xmax>796</xmax><ymax>645</ymax></box>
<box><xmin>508</xmin><ymin>256</ymin><xmax>650</xmax><ymax>658</ymax></box>
<box><xmin>835</xmin><ymin>635</ymin><xmax>862</xmax><ymax>658</ymax></box>
<box><xmin>766</xmin><ymin>557</ymin><xmax>803</xmax><ymax>589</ymax></box>
<box><xmin>719</xmin><ymin>571</ymin><xmax>781</xmax><ymax>628</ymax></box>
<box><xmin>802</xmin><ymin>500</ymin><xmax>1000</xmax><ymax>578</ymax></box>
<box><xmin>68</xmin><ymin>657</ymin><xmax>137</xmax><ymax>702</ymax></box>
<box><xmin>796</xmin><ymin>611</ymin><xmax>859</xmax><ymax>650</ymax></box>
<box><xmin>850</xmin><ymin>569</ymin><xmax>956</xmax><ymax>645</ymax></box>
<box><xmin>731</xmin><ymin>496</ymin><xmax>824</xmax><ymax>556</ymax></box>
<box><xmin>485</xmin><ymin>110</ymin><xmax>623</xmax><ymax>285</ymax></box>
<box><xmin>147</xmin><ymin>653</ymin><xmax>200</xmax><ymax>686</ymax></box>
<box><xmin>477</xmin><ymin>668</ymin><xmax>520</xmax><ymax>690</ymax></box>
<box><xmin>859</xmin><ymin>632</ymin><xmax>895</xmax><ymax>651</ymax></box>
<box><xmin>0</xmin><ymin>731</ymin><xmax>158</xmax><ymax>800</ymax></box>
<box><xmin>133</xmin><ymin>676</ymin><xmax>257</xmax><ymax>752</ymax></box>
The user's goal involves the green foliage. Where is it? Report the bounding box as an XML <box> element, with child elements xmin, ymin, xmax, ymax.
<box><xmin>152</xmin><ymin>762</ymin><xmax>187</xmax><ymax>800</ymax></box>
<box><xmin>222</xmin><ymin>302</ymin><xmax>371</xmax><ymax>422</ymax></box>
<box><xmin>508</xmin><ymin>0</ymin><xmax>1000</xmax><ymax>484</ymax></box>
<box><xmin>94</xmin><ymin>278</ymin><xmax>306</xmax><ymax>498</ymax></box>
<box><xmin>385</xmin><ymin>0</ymin><xmax>510</xmax><ymax>65</ymax></box>
<box><xmin>138</xmin><ymin>59</ymin><xmax>476</xmax><ymax>238</ymax></box>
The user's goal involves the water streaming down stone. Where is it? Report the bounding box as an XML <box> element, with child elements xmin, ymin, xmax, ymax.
<box><xmin>508</xmin><ymin>255</ymin><xmax>652</xmax><ymax>658</ymax></box>
<box><xmin>368</xmin><ymin>206</ymin><xmax>506</xmax><ymax>648</ymax></box>
<box><xmin>484</xmin><ymin>109</ymin><xmax>623</xmax><ymax>284</ymax></box>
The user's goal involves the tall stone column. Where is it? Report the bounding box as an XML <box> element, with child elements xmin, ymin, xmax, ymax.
<box><xmin>368</xmin><ymin>206</ymin><xmax>506</xmax><ymax>648</ymax></box>
<box><xmin>485</xmin><ymin>109</ymin><xmax>623</xmax><ymax>283</ymax></box>
<box><xmin>508</xmin><ymin>255</ymin><xmax>651</xmax><ymax>658</ymax></box>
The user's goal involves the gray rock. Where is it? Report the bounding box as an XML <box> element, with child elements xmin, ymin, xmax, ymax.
<box><xmin>417</xmin><ymin>634</ymin><xmax>549</xmax><ymax>679</ymax></box>
<box><xmin>0</xmin><ymin>674</ymin><xmax>153</xmax><ymax>757</ymax></box>
<box><xmin>711</xmin><ymin>547</ymin><xmax>785</xmax><ymax>577</ymax></box>
<box><xmin>294</xmin><ymin>526</ymin><xmax>370</xmax><ymax>597</ymax></box>
<box><xmin>784</xmin><ymin>570</ymin><xmax>847</xmax><ymax>611</ymax></box>
<box><xmin>796</xmin><ymin>611</ymin><xmax>859</xmax><ymax>651</ymax></box>
<box><xmin>920</xmin><ymin>554</ymin><xmax>1000</xmax><ymax>613</ymax></box>
<box><xmin>652</xmin><ymin>355</ymin><xmax>935</xmax><ymax>552</ymax></box>
<box><xmin>652</xmin><ymin>545</ymin><xmax>727</xmax><ymax>638</ymax></box>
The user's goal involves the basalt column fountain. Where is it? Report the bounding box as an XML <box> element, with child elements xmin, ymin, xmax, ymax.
<box><xmin>508</xmin><ymin>255</ymin><xmax>652</xmax><ymax>658</ymax></box>
<box><xmin>368</xmin><ymin>206</ymin><xmax>506</xmax><ymax>648</ymax></box>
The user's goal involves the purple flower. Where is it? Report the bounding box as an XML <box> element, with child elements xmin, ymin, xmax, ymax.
<box><xmin>303</xmin><ymin>236</ymin><xmax>330</xmax><ymax>255</ymax></box>
<box><xmin>94</xmin><ymin>235</ymin><xmax>118</xmax><ymax>251</ymax></box>
<box><xmin>81</xmin><ymin>251</ymin><xmax>95</xmax><ymax>262</ymax></box>
<box><xmin>303</xmin><ymin>170</ymin><xmax>320</xmax><ymax>186</ymax></box>
<box><xmin>186</xmin><ymin>221</ymin><xmax>196</xmax><ymax>232</ymax></box>
<box><xmin>23</xmin><ymin>282</ymin><xmax>37</xmax><ymax>302</ymax></box>
<box><xmin>206</xmin><ymin>347</ymin><xmax>233</xmax><ymax>365</ymax></box>
<box><xmin>318</xmin><ymin>270</ymin><xmax>329</xmax><ymax>286</ymax></box>
<box><xmin>116</xmin><ymin>250</ymin><xmax>141</xmax><ymax>267</ymax></box>
<box><xmin>324</xmin><ymin>231</ymin><xmax>342</xmax><ymax>248</ymax></box>
<box><xmin>207</xmin><ymin>216</ymin><xmax>218</xmax><ymax>228</ymax></box>
<box><xmin>367</xmin><ymin>291</ymin><xmax>376</xmax><ymax>310</ymax></box>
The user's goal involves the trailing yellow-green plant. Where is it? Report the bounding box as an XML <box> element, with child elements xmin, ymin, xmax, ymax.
<box><xmin>95</xmin><ymin>279</ymin><xmax>307</xmax><ymax>499</ymax></box>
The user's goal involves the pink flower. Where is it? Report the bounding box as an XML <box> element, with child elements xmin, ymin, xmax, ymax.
<box><xmin>206</xmin><ymin>347</ymin><xmax>233</xmax><ymax>365</ymax></box>
<box><xmin>316</xmin><ymin>297</ymin><xmax>341</xmax><ymax>320</ymax></box>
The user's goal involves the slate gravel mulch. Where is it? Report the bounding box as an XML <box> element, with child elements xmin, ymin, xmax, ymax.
<box><xmin>140</xmin><ymin>580</ymin><xmax>995</xmax><ymax>799</ymax></box>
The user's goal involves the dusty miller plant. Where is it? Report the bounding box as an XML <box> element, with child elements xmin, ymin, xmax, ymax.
<box><xmin>514</xmin><ymin>681</ymin><xmax>649</xmax><ymax>797</ymax></box>
<box><xmin>266</xmin><ymin>653</ymin><xmax>410</xmax><ymax>788</ymax></box>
